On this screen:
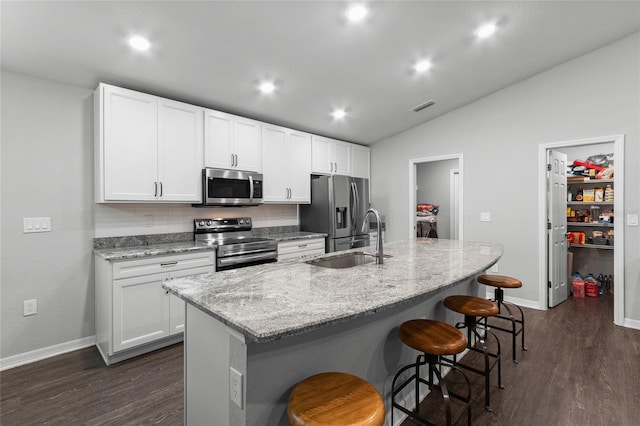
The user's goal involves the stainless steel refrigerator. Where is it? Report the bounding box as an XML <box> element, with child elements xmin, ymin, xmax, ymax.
<box><xmin>300</xmin><ymin>174</ymin><xmax>370</xmax><ymax>252</ymax></box>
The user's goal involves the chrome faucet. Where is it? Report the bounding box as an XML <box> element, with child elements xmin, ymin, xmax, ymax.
<box><xmin>361</xmin><ymin>208</ymin><xmax>383</xmax><ymax>264</ymax></box>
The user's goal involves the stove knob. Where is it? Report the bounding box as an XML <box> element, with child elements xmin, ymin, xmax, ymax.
<box><xmin>206</xmin><ymin>220</ymin><xmax>213</xmax><ymax>226</ymax></box>
<box><xmin>239</xmin><ymin>219</ymin><xmax>244</xmax><ymax>225</ymax></box>
<box><xmin>198</xmin><ymin>221</ymin><xmax>205</xmax><ymax>226</ymax></box>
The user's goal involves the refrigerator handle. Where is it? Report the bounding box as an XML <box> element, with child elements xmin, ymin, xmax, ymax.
<box><xmin>353</xmin><ymin>182</ymin><xmax>360</xmax><ymax>235</ymax></box>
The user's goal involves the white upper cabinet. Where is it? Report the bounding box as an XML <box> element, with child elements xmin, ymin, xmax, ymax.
<box><xmin>96</xmin><ymin>84</ymin><xmax>203</xmax><ymax>203</ymax></box>
<box><xmin>204</xmin><ymin>110</ymin><xmax>262</xmax><ymax>172</ymax></box>
<box><xmin>158</xmin><ymin>99</ymin><xmax>204</xmax><ymax>201</ymax></box>
<box><xmin>261</xmin><ymin>124</ymin><xmax>311</xmax><ymax>203</ymax></box>
<box><xmin>311</xmin><ymin>135</ymin><xmax>352</xmax><ymax>176</ymax></box>
<box><xmin>351</xmin><ymin>144</ymin><xmax>370</xmax><ymax>179</ymax></box>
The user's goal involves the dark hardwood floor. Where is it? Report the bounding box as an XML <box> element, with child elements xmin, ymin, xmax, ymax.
<box><xmin>400</xmin><ymin>294</ymin><xmax>640</xmax><ymax>426</ymax></box>
<box><xmin>1</xmin><ymin>294</ymin><xmax>638</xmax><ymax>425</ymax></box>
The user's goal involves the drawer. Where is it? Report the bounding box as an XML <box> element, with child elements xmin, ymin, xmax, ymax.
<box><xmin>278</xmin><ymin>238</ymin><xmax>325</xmax><ymax>261</ymax></box>
<box><xmin>113</xmin><ymin>252</ymin><xmax>215</xmax><ymax>280</ymax></box>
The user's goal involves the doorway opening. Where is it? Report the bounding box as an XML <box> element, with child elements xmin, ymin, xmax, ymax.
<box><xmin>408</xmin><ymin>154</ymin><xmax>463</xmax><ymax>241</ymax></box>
<box><xmin>538</xmin><ymin>135</ymin><xmax>625</xmax><ymax>325</ymax></box>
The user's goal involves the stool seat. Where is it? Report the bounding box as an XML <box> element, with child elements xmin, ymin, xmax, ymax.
<box><xmin>288</xmin><ymin>372</ymin><xmax>385</xmax><ymax>426</ymax></box>
<box><xmin>444</xmin><ymin>295</ymin><xmax>499</xmax><ymax>317</ymax></box>
<box><xmin>399</xmin><ymin>319</ymin><xmax>467</xmax><ymax>356</ymax></box>
<box><xmin>477</xmin><ymin>274</ymin><xmax>522</xmax><ymax>289</ymax></box>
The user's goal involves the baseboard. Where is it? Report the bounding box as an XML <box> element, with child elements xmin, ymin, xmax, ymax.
<box><xmin>0</xmin><ymin>335</ymin><xmax>96</xmax><ymax>371</ymax></box>
<box><xmin>622</xmin><ymin>317</ymin><xmax>640</xmax><ymax>330</ymax></box>
<box><xmin>483</xmin><ymin>290</ymin><xmax>542</xmax><ymax>310</ymax></box>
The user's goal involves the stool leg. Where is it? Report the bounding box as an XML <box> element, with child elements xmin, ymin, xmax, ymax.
<box><xmin>430</xmin><ymin>359</ymin><xmax>452</xmax><ymax>426</ymax></box>
<box><xmin>471</xmin><ymin>325</ymin><xmax>492</xmax><ymax>411</ymax></box>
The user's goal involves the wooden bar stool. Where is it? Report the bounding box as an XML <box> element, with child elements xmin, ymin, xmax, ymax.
<box><xmin>391</xmin><ymin>319</ymin><xmax>472</xmax><ymax>426</ymax></box>
<box><xmin>443</xmin><ymin>295</ymin><xmax>503</xmax><ymax>411</ymax></box>
<box><xmin>288</xmin><ymin>372</ymin><xmax>385</xmax><ymax>426</ymax></box>
<box><xmin>477</xmin><ymin>274</ymin><xmax>527</xmax><ymax>363</ymax></box>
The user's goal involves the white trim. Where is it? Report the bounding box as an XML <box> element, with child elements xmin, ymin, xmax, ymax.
<box><xmin>409</xmin><ymin>154</ymin><xmax>464</xmax><ymax>241</ymax></box>
<box><xmin>483</xmin><ymin>290</ymin><xmax>543</xmax><ymax>310</ymax></box>
<box><xmin>450</xmin><ymin>169</ymin><xmax>461</xmax><ymax>240</ymax></box>
<box><xmin>623</xmin><ymin>318</ymin><xmax>640</xmax><ymax>330</ymax></box>
<box><xmin>538</xmin><ymin>135</ymin><xmax>625</xmax><ymax>325</ymax></box>
<box><xmin>0</xmin><ymin>335</ymin><xmax>96</xmax><ymax>371</ymax></box>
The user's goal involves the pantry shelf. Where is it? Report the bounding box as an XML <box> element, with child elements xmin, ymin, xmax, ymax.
<box><xmin>570</xmin><ymin>243</ymin><xmax>614</xmax><ymax>250</ymax></box>
<box><xmin>567</xmin><ymin>202</ymin><xmax>613</xmax><ymax>206</ymax></box>
<box><xmin>567</xmin><ymin>222</ymin><xmax>614</xmax><ymax>228</ymax></box>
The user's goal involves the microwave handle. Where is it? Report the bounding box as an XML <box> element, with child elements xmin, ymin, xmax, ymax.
<box><xmin>249</xmin><ymin>175</ymin><xmax>254</xmax><ymax>203</ymax></box>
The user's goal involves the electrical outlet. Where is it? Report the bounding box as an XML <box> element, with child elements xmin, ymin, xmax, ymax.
<box><xmin>230</xmin><ymin>367</ymin><xmax>243</xmax><ymax>408</ymax></box>
<box><xmin>24</xmin><ymin>299</ymin><xmax>37</xmax><ymax>316</ymax></box>
<box><xmin>491</xmin><ymin>263</ymin><xmax>499</xmax><ymax>273</ymax></box>
<box><xmin>480</xmin><ymin>212</ymin><xmax>491</xmax><ymax>222</ymax></box>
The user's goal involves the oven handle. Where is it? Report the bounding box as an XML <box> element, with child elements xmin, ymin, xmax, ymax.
<box><xmin>217</xmin><ymin>251</ymin><xmax>278</xmax><ymax>267</ymax></box>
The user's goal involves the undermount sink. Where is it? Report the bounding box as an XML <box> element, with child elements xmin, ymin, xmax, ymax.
<box><xmin>305</xmin><ymin>252</ymin><xmax>391</xmax><ymax>269</ymax></box>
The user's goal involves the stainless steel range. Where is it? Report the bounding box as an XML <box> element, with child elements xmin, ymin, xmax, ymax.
<box><xmin>194</xmin><ymin>217</ymin><xmax>278</xmax><ymax>270</ymax></box>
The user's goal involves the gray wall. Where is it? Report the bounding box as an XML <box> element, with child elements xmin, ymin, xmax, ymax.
<box><xmin>416</xmin><ymin>158</ymin><xmax>458</xmax><ymax>239</ymax></box>
<box><xmin>370</xmin><ymin>32</ymin><xmax>640</xmax><ymax>321</ymax></box>
<box><xmin>1</xmin><ymin>72</ymin><xmax>96</xmax><ymax>358</ymax></box>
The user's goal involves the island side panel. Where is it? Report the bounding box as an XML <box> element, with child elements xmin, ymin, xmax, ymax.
<box><xmin>244</xmin><ymin>277</ymin><xmax>479</xmax><ymax>426</ymax></box>
<box><xmin>185</xmin><ymin>304</ymin><xmax>248</xmax><ymax>426</ymax></box>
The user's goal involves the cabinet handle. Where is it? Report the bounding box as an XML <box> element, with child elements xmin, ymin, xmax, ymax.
<box><xmin>235</xmin><ymin>154</ymin><xmax>238</xmax><ymax>167</ymax></box>
<box><xmin>160</xmin><ymin>261</ymin><xmax>178</xmax><ymax>267</ymax></box>
<box><xmin>334</xmin><ymin>162</ymin><xmax>338</xmax><ymax>172</ymax></box>
<box><xmin>231</xmin><ymin>154</ymin><xmax>235</xmax><ymax>167</ymax></box>
<box><xmin>330</xmin><ymin>162</ymin><xmax>334</xmax><ymax>172</ymax></box>
<box><xmin>298</xmin><ymin>244</ymin><xmax>307</xmax><ymax>248</ymax></box>
<box><xmin>154</xmin><ymin>182</ymin><xmax>158</xmax><ymax>197</ymax></box>
<box><xmin>159</xmin><ymin>182</ymin><xmax>163</xmax><ymax>197</ymax></box>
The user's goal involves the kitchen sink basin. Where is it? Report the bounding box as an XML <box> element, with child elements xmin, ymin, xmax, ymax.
<box><xmin>305</xmin><ymin>252</ymin><xmax>390</xmax><ymax>269</ymax></box>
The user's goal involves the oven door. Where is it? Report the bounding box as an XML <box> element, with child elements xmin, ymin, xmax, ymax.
<box><xmin>203</xmin><ymin>168</ymin><xmax>263</xmax><ymax>206</ymax></box>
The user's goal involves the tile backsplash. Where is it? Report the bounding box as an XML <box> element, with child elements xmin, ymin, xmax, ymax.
<box><xmin>94</xmin><ymin>203</ymin><xmax>299</xmax><ymax>238</ymax></box>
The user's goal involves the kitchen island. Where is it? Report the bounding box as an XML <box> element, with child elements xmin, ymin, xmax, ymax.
<box><xmin>164</xmin><ymin>238</ymin><xmax>502</xmax><ymax>426</ymax></box>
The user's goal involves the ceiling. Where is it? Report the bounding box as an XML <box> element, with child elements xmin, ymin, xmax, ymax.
<box><xmin>2</xmin><ymin>1</ymin><xmax>639</xmax><ymax>145</ymax></box>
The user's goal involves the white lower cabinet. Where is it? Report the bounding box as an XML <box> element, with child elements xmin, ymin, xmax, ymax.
<box><xmin>278</xmin><ymin>238</ymin><xmax>326</xmax><ymax>261</ymax></box>
<box><xmin>96</xmin><ymin>251</ymin><xmax>215</xmax><ymax>365</ymax></box>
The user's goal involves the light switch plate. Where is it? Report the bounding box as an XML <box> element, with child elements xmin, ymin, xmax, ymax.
<box><xmin>627</xmin><ymin>214</ymin><xmax>639</xmax><ymax>227</ymax></box>
<box><xmin>480</xmin><ymin>212</ymin><xmax>491</xmax><ymax>222</ymax></box>
<box><xmin>23</xmin><ymin>217</ymin><xmax>51</xmax><ymax>233</ymax></box>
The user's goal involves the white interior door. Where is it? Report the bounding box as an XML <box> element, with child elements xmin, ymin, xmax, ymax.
<box><xmin>548</xmin><ymin>150</ymin><xmax>568</xmax><ymax>307</ymax></box>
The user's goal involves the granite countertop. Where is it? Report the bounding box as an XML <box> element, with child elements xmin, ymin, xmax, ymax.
<box><xmin>267</xmin><ymin>231</ymin><xmax>327</xmax><ymax>242</ymax></box>
<box><xmin>163</xmin><ymin>239</ymin><xmax>503</xmax><ymax>343</ymax></box>
<box><xmin>94</xmin><ymin>241</ymin><xmax>215</xmax><ymax>261</ymax></box>
<box><xmin>94</xmin><ymin>232</ymin><xmax>325</xmax><ymax>261</ymax></box>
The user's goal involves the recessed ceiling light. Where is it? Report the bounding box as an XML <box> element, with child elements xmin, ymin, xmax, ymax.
<box><xmin>414</xmin><ymin>60</ymin><xmax>432</xmax><ymax>73</ymax></box>
<box><xmin>259</xmin><ymin>81</ymin><xmax>276</xmax><ymax>94</ymax></box>
<box><xmin>475</xmin><ymin>23</ymin><xmax>497</xmax><ymax>39</ymax></box>
<box><xmin>128</xmin><ymin>35</ymin><xmax>151</xmax><ymax>51</ymax></box>
<box><xmin>331</xmin><ymin>109</ymin><xmax>347</xmax><ymax>119</ymax></box>
<box><xmin>346</xmin><ymin>4</ymin><xmax>368</xmax><ymax>23</ymax></box>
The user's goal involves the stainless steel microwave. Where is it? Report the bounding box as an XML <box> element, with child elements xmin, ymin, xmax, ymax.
<box><xmin>197</xmin><ymin>168</ymin><xmax>263</xmax><ymax>207</ymax></box>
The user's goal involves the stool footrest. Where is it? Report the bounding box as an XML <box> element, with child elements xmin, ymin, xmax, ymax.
<box><xmin>391</xmin><ymin>354</ymin><xmax>471</xmax><ymax>426</ymax></box>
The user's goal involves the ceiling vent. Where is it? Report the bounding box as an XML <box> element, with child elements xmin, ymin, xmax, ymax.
<box><xmin>411</xmin><ymin>99</ymin><xmax>436</xmax><ymax>112</ymax></box>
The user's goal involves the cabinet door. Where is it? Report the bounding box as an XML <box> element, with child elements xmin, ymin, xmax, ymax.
<box><xmin>351</xmin><ymin>144</ymin><xmax>370</xmax><ymax>179</ymax></box>
<box><xmin>204</xmin><ymin>109</ymin><xmax>234</xmax><ymax>169</ymax></box>
<box><xmin>332</xmin><ymin>141</ymin><xmax>352</xmax><ymax>176</ymax></box>
<box><xmin>113</xmin><ymin>273</ymin><xmax>170</xmax><ymax>352</ymax></box>
<box><xmin>288</xmin><ymin>130</ymin><xmax>312</xmax><ymax>203</ymax></box>
<box><xmin>311</xmin><ymin>135</ymin><xmax>333</xmax><ymax>175</ymax></box>
<box><xmin>234</xmin><ymin>117</ymin><xmax>262</xmax><ymax>172</ymax></box>
<box><xmin>103</xmin><ymin>85</ymin><xmax>158</xmax><ymax>201</ymax></box>
<box><xmin>158</xmin><ymin>99</ymin><xmax>204</xmax><ymax>202</ymax></box>
<box><xmin>168</xmin><ymin>266</ymin><xmax>214</xmax><ymax>335</ymax></box>
<box><xmin>261</xmin><ymin>124</ymin><xmax>289</xmax><ymax>202</ymax></box>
